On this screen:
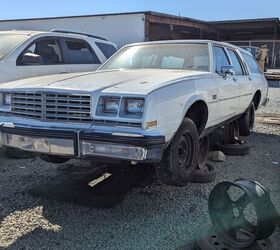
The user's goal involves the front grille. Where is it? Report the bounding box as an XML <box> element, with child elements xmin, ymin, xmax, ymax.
<box><xmin>12</xmin><ymin>92</ymin><xmax>43</xmax><ymax>119</ymax></box>
<box><xmin>11</xmin><ymin>92</ymin><xmax>92</xmax><ymax>123</ymax></box>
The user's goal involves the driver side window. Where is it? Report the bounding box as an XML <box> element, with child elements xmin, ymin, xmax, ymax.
<box><xmin>214</xmin><ymin>46</ymin><xmax>230</xmax><ymax>74</ymax></box>
<box><xmin>17</xmin><ymin>38</ymin><xmax>63</xmax><ymax>65</ymax></box>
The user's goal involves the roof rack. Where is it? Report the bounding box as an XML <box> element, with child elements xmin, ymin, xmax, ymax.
<box><xmin>50</xmin><ymin>29</ymin><xmax>108</xmax><ymax>41</ymax></box>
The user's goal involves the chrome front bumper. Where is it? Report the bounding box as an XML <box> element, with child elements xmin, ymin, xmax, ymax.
<box><xmin>0</xmin><ymin>125</ymin><xmax>165</xmax><ymax>162</ymax></box>
<box><xmin>1</xmin><ymin>132</ymin><xmax>75</xmax><ymax>156</ymax></box>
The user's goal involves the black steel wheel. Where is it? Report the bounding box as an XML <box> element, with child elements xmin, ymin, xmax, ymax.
<box><xmin>239</xmin><ymin>103</ymin><xmax>256</xmax><ymax>137</ymax></box>
<box><xmin>197</xmin><ymin>136</ymin><xmax>209</xmax><ymax>169</ymax></box>
<box><xmin>209</xmin><ymin>179</ymin><xmax>279</xmax><ymax>248</ymax></box>
<box><xmin>155</xmin><ymin>118</ymin><xmax>199</xmax><ymax>186</ymax></box>
<box><xmin>224</xmin><ymin>120</ymin><xmax>240</xmax><ymax>144</ymax></box>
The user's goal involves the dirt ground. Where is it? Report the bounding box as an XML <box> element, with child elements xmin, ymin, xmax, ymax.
<box><xmin>0</xmin><ymin>88</ymin><xmax>279</xmax><ymax>249</ymax></box>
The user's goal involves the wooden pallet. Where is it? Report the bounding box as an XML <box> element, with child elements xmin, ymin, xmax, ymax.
<box><xmin>265</xmin><ymin>73</ymin><xmax>280</xmax><ymax>81</ymax></box>
<box><xmin>256</xmin><ymin>113</ymin><xmax>280</xmax><ymax>126</ymax></box>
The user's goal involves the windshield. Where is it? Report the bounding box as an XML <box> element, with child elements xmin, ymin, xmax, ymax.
<box><xmin>0</xmin><ymin>34</ymin><xmax>29</xmax><ymax>60</ymax></box>
<box><xmin>100</xmin><ymin>43</ymin><xmax>210</xmax><ymax>72</ymax></box>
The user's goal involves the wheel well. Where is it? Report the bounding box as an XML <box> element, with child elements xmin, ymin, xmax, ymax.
<box><xmin>185</xmin><ymin>101</ymin><xmax>208</xmax><ymax>135</ymax></box>
<box><xmin>253</xmin><ymin>91</ymin><xmax>261</xmax><ymax>110</ymax></box>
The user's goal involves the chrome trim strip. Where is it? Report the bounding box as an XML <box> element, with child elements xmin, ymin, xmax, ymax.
<box><xmin>219</xmin><ymin>96</ymin><xmax>240</xmax><ymax>101</ymax></box>
<box><xmin>219</xmin><ymin>93</ymin><xmax>252</xmax><ymax>102</ymax></box>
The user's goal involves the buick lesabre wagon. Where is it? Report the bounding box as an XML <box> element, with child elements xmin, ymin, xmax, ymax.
<box><xmin>0</xmin><ymin>40</ymin><xmax>268</xmax><ymax>186</ymax></box>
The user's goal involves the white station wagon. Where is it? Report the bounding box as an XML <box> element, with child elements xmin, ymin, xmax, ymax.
<box><xmin>0</xmin><ymin>29</ymin><xmax>117</xmax><ymax>84</ymax></box>
<box><xmin>0</xmin><ymin>40</ymin><xmax>268</xmax><ymax>186</ymax></box>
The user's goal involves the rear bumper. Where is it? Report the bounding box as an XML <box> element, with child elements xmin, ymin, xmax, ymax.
<box><xmin>0</xmin><ymin>125</ymin><xmax>165</xmax><ymax>163</ymax></box>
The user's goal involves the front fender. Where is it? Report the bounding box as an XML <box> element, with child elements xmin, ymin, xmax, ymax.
<box><xmin>181</xmin><ymin>94</ymin><xmax>207</xmax><ymax>120</ymax></box>
<box><xmin>154</xmin><ymin>83</ymin><xmax>206</xmax><ymax>142</ymax></box>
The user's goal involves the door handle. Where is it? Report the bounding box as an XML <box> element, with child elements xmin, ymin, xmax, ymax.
<box><xmin>233</xmin><ymin>77</ymin><xmax>237</xmax><ymax>82</ymax></box>
<box><xmin>248</xmin><ymin>77</ymin><xmax>253</xmax><ymax>81</ymax></box>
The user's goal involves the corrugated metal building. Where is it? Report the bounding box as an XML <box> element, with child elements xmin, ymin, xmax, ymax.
<box><xmin>0</xmin><ymin>11</ymin><xmax>219</xmax><ymax>48</ymax></box>
<box><xmin>0</xmin><ymin>12</ymin><xmax>146</xmax><ymax>48</ymax></box>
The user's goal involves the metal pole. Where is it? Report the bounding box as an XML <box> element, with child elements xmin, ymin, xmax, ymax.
<box><xmin>271</xmin><ymin>23</ymin><xmax>277</xmax><ymax>68</ymax></box>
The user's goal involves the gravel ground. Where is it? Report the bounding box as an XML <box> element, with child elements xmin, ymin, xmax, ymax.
<box><xmin>0</xmin><ymin>88</ymin><xmax>280</xmax><ymax>249</ymax></box>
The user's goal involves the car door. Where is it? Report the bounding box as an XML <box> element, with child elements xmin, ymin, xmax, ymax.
<box><xmin>226</xmin><ymin>48</ymin><xmax>251</xmax><ymax>113</ymax></box>
<box><xmin>61</xmin><ymin>38</ymin><xmax>101</xmax><ymax>73</ymax></box>
<box><xmin>213</xmin><ymin>46</ymin><xmax>240</xmax><ymax>122</ymax></box>
<box><xmin>17</xmin><ymin>37</ymin><xmax>70</xmax><ymax>79</ymax></box>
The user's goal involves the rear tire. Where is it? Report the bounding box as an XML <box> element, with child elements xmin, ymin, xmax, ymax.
<box><xmin>155</xmin><ymin>118</ymin><xmax>199</xmax><ymax>186</ymax></box>
<box><xmin>224</xmin><ymin>120</ymin><xmax>240</xmax><ymax>144</ymax></box>
<box><xmin>238</xmin><ymin>103</ymin><xmax>255</xmax><ymax>136</ymax></box>
<box><xmin>197</xmin><ymin>136</ymin><xmax>209</xmax><ymax>169</ymax></box>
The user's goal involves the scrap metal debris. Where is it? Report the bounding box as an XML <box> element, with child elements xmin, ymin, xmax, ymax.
<box><xmin>195</xmin><ymin>179</ymin><xmax>280</xmax><ymax>249</ymax></box>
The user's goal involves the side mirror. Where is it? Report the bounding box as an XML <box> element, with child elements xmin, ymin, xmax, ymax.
<box><xmin>20</xmin><ymin>53</ymin><xmax>42</xmax><ymax>65</ymax></box>
<box><xmin>221</xmin><ymin>65</ymin><xmax>235</xmax><ymax>78</ymax></box>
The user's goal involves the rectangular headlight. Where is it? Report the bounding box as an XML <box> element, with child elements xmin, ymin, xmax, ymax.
<box><xmin>103</xmin><ymin>97</ymin><xmax>120</xmax><ymax>114</ymax></box>
<box><xmin>121</xmin><ymin>98</ymin><xmax>145</xmax><ymax>118</ymax></box>
<box><xmin>96</xmin><ymin>96</ymin><xmax>120</xmax><ymax>116</ymax></box>
<box><xmin>125</xmin><ymin>98</ymin><xmax>144</xmax><ymax>114</ymax></box>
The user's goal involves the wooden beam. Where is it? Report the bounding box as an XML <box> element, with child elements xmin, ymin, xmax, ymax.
<box><xmin>146</xmin><ymin>14</ymin><xmax>221</xmax><ymax>35</ymax></box>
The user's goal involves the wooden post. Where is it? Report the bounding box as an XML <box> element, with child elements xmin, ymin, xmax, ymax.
<box><xmin>271</xmin><ymin>22</ymin><xmax>277</xmax><ymax>68</ymax></box>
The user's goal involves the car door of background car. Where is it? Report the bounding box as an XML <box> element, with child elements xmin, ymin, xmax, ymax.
<box><xmin>226</xmin><ymin>48</ymin><xmax>251</xmax><ymax>113</ymax></box>
<box><xmin>16</xmin><ymin>36</ymin><xmax>70</xmax><ymax>79</ymax></box>
<box><xmin>214</xmin><ymin>45</ymin><xmax>240</xmax><ymax>122</ymax></box>
<box><xmin>60</xmin><ymin>38</ymin><xmax>101</xmax><ymax>73</ymax></box>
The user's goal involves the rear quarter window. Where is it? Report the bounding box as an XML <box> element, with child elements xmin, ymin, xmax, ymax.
<box><xmin>96</xmin><ymin>42</ymin><xmax>117</xmax><ymax>59</ymax></box>
<box><xmin>242</xmin><ymin>52</ymin><xmax>262</xmax><ymax>74</ymax></box>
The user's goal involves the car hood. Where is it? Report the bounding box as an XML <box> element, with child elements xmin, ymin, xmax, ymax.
<box><xmin>0</xmin><ymin>69</ymin><xmax>210</xmax><ymax>95</ymax></box>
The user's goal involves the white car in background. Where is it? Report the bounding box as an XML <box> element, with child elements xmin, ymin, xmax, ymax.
<box><xmin>0</xmin><ymin>29</ymin><xmax>117</xmax><ymax>84</ymax></box>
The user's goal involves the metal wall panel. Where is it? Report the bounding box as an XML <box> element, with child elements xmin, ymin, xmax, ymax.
<box><xmin>0</xmin><ymin>13</ymin><xmax>146</xmax><ymax>48</ymax></box>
